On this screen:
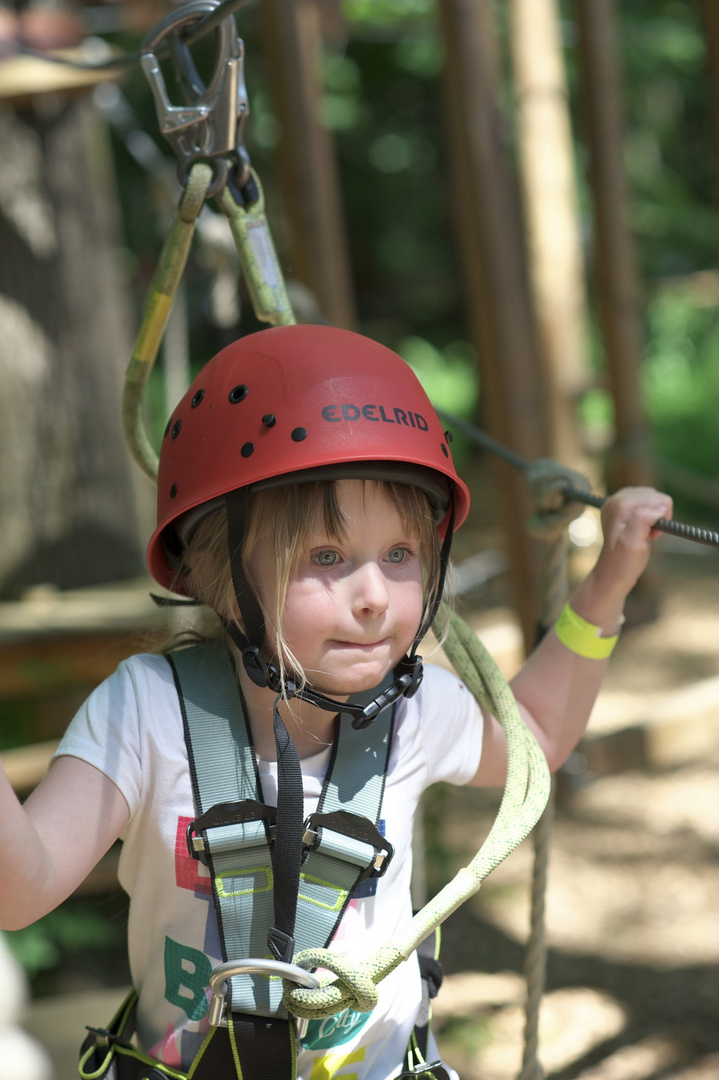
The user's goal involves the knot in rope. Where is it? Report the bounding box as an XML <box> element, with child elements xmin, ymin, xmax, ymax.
<box><xmin>283</xmin><ymin>948</ymin><xmax>379</xmax><ymax>1020</ymax></box>
<box><xmin>525</xmin><ymin>459</ymin><xmax>593</xmax><ymax>540</ymax></box>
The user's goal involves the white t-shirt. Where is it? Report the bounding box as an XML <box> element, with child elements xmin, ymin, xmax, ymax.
<box><xmin>55</xmin><ymin>652</ymin><xmax>484</xmax><ymax>1079</ymax></box>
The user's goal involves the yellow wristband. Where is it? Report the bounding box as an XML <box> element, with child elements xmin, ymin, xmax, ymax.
<box><xmin>554</xmin><ymin>602</ymin><xmax>619</xmax><ymax>660</ymax></box>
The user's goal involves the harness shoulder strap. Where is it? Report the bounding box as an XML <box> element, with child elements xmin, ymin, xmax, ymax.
<box><xmin>170</xmin><ymin>640</ymin><xmax>278</xmax><ymax>1016</ymax></box>
<box><xmin>169</xmin><ymin>640</ymin><xmax>395</xmax><ymax>1019</ymax></box>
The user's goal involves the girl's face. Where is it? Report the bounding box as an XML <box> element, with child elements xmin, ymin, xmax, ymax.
<box><xmin>249</xmin><ymin>479</ymin><xmax>426</xmax><ymax>698</ymax></box>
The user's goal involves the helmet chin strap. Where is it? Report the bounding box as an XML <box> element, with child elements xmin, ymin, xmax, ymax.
<box><xmin>224</xmin><ymin>486</ymin><xmax>455</xmax><ymax>730</ymax></box>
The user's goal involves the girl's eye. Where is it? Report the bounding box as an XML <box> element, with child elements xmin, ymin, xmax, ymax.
<box><xmin>313</xmin><ymin>549</ymin><xmax>339</xmax><ymax>567</ymax></box>
<box><xmin>386</xmin><ymin>547</ymin><xmax>409</xmax><ymax>565</ymax></box>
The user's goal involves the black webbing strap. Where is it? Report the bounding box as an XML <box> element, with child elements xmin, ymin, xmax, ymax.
<box><xmin>412</xmin><ymin>929</ymin><xmax>443</xmax><ymax>1060</ymax></box>
<box><xmin>224</xmin><ymin>487</ymin><xmax>306</xmax><ymax>961</ymax></box>
<box><xmin>175</xmin><ymin>1025</ymin><xmax>245</xmax><ymax>1080</ymax></box>
<box><xmin>267</xmin><ymin>695</ymin><xmax>304</xmax><ymax>962</ymax></box>
<box><xmin>227</xmin><ymin>1015</ymin><xmax>297</xmax><ymax>1080</ymax></box>
<box><xmin>226</xmin><ymin>487</ymin><xmax>266</xmax><ymax>647</ymax></box>
<box><xmin>79</xmin><ymin>995</ymin><xmax>250</xmax><ymax>1080</ymax></box>
<box><xmin>398</xmin><ymin>928</ymin><xmax>448</xmax><ymax>1080</ymax></box>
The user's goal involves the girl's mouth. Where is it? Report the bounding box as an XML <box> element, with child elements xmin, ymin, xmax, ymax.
<box><xmin>332</xmin><ymin>639</ymin><xmax>388</xmax><ymax>649</ymax></box>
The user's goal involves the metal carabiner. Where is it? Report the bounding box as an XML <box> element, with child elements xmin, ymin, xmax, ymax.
<box><xmin>140</xmin><ymin>0</ymin><xmax>249</xmax><ymax>198</ymax></box>
<box><xmin>207</xmin><ymin>958</ymin><xmax>321</xmax><ymax>1033</ymax></box>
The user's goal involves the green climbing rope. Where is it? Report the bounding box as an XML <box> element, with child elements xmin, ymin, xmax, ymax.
<box><xmin>216</xmin><ymin>182</ymin><xmax>295</xmax><ymax>329</ymax></box>
<box><xmin>123</xmin><ymin>161</ymin><xmax>213</xmax><ymax>480</ymax></box>
<box><xmin>122</xmin><ymin>163</ymin><xmax>295</xmax><ymax>481</ymax></box>
<box><xmin>283</xmin><ymin>603</ymin><xmax>552</xmax><ymax>1020</ymax></box>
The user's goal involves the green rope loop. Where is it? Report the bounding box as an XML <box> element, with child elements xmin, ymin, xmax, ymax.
<box><xmin>282</xmin><ymin>949</ymin><xmax>381</xmax><ymax>1018</ymax></box>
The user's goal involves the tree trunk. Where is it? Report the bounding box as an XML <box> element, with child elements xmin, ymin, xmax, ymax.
<box><xmin>573</xmin><ymin>0</ymin><xmax>654</xmax><ymax>489</ymax></box>
<box><xmin>438</xmin><ymin>0</ymin><xmax>548</xmax><ymax>652</ymax></box>
<box><xmin>260</xmin><ymin>0</ymin><xmax>356</xmax><ymax>328</ymax></box>
<box><xmin>0</xmin><ymin>96</ymin><xmax>148</xmax><ymax>599</ymax></box>
<box><xmin>509</xmin><ymin>0</ymin><xmax>593</xmax><ymax>471</ymax></box>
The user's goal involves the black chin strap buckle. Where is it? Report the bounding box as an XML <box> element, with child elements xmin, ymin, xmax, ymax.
<box><xmin>239</xmin><ymin>626</ymin><xmax>424</xmax><ymax>729</ymax></box>
<box><xmin>396</xmin><ymin>654</ymin><xmax>424</xmax><ymax>699</ymax></box>
<box><xmin>241</xmin><ymin>645</ymin><xmax>271</xmax><ymax>688</ymax></box>
<box><xmin>241</xmin><ymin>645</ymin><xmax>297</xmax><ymax>698</ymax></box>
<box><xmin>351</xmin><ymin>656</ymin><xmax>424</xmax><ymax>730</ymax></box>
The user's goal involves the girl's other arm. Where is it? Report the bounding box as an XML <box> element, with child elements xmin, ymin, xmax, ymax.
<box><xmin>0</xmin><ymin>756</ymin><xmax>130</xmax><ymax>930</ymax></box>
<box><xmin>471</xmin><ymin>487</ymin><xmax>672</xmax><ymax>787</ymax></box>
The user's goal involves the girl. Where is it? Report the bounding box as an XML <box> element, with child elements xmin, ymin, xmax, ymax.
<box><xmin>0</xmin><ymin>325</ymin><xmax>670</xmax><ymax>1080</ymax></box>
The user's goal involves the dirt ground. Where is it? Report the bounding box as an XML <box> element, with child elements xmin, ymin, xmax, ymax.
<box><xmin>431</xmin><ymin>545</ymin><xmax>719</xmax><ymax>1080</ymax></box>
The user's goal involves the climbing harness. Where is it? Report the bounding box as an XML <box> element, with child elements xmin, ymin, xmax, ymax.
<box><xmin>176</xmin><ymin>642</ymin><xmax>396</xmax><ymax>1011</ymax></box>
<box><xmin>79</xmin><ymin>640</ymin><xmax>455</xmax><ymax>1080</ymax></box>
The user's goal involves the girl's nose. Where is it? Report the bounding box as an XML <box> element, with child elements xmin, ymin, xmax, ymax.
<box><xmin>351</xmin><ymin>561</ymin><xmax>389</xmax><ymax>615</ymax></box>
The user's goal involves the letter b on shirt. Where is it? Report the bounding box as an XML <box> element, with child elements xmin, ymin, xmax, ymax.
<box><xmin>164</xmin><ymin>936</ymin><xmax>212</xmax><ymax>1021</ymax></box>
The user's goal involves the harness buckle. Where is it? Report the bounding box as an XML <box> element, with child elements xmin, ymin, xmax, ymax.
<box><xmin>207</xmin><ymin>958</ymin><xmax>321</xmax><ymax>1030</ymax></box>
<box><xmin>398</xmin><ymin>1062</ymin><xmax>452</xmax><ymax>1080</ymax></box>
<box><xmin>186</xmin><ymin>800</ymin><xmax>277</xmax><ymax>865</ymax></box>
<box><xmin>83</xmin><ymin>1025</ymin><xmax>134</xmax><ymax>1051</ymax></box>
<box><xmin>140</xmin><ymin>0</ymin><xmax>250</xmax><ymax>198</ymax></box>
<box><xmin>303</xmin><ymin>810</ymin><xmax>394</xmax><ymax>880</ymax></box>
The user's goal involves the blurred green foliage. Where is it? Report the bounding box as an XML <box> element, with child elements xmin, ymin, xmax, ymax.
<box><xmin>642</xmin><ymin>282</ymin><xmax>719</xmax><ymax>517</ymax></box>
<box><xmin>6</xmin><ymin>898</ymin><xmax>129</xmax><ymax>995</ymax></box>
<box><xmin>6</xmin><ymin>903</ymin><xmax>121</xmax><ymax>978</ymax></box>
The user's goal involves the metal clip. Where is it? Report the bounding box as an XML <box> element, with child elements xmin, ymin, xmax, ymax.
<box><xmin>208</xmin><ymin>958</ymin><xmax>321</xmax><ymax>1038</ymax></box>
<box><xmin>140</xmin><ymin>0</ymin><xmax>249</xmax><ymax>198</ymax></box>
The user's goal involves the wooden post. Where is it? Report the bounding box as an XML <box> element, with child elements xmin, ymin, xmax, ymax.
<box><xmin>572</xmin><ymin>0</ymin><xmax>654</xmax><ymax>489</ymax></box>
<box><xmin>259</xmin><ymin>0</ymin><xmax>355</xmax><ymax>328</ymax></box>
<box><xmin>438</xmin><ymin>0</ymin><xmax>549</xmax><ymax>651</ymax></box>
<box><xmin>509</xmin><ymin>0</ymin><xmax>592</xmax><ymax>471</ymax></box>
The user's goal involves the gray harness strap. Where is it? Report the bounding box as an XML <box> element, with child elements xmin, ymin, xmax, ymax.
<box><xmin>169</xmin><ymin>641</ymin><xmax>396</xmax><ymax>1019</ymax></box>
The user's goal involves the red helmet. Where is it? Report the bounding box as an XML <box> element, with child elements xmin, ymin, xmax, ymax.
<box><xmin>147</xmin><ymin>324</ymin><xmax>470</xmax><ymax>590</ymax></box>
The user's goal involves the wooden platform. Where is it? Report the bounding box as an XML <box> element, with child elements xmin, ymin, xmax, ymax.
<box><xmin>0</xmin><ymin>579</ymin><xmax>165</xmax><ymax>701</ymax></box>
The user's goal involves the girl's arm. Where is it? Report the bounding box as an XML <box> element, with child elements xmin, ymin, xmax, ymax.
<box><xmin>471</xmin><ymin>487</ymin><xmax>672</xmax><ymax>787</ymax></box>
<box><xmin>0</xmin><ymin>756</ymin><xmax>130</xmax><ymax>930</ymax></box>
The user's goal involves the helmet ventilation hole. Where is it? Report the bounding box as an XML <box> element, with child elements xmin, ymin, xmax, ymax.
<box><xmin>241</xmin><ymin>442</ymin><xmax>254</xmax><ymax>458</ymax></box>
<box><xmin>171</xmin><ymin>420</ymin><xmax>182</xmax><ymax>439</ymax></box>
<box><xmin>291</xmin><ymin>427</ymin><xmax>308</xmax><ymax>442</ymax></box>
<box><xmin>170</xmin><ymin>483</ymin><xmax>178</xmax><ymax>498</ymax></box>
<box><xmin>229</xmin><ymin>384</ymin><xmax>249</xmax><ymax>404</ymax></box>
<box><xmin>191</xmin><ymin>389</ymin><xmax>206</xmax><ymax>408</ymax></box>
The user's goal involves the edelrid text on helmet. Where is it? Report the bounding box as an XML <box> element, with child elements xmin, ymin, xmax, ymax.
<box><xmin>321</xmin><ymin>403</ymin><xmax>429</xmax><ymax>430</ymax></box>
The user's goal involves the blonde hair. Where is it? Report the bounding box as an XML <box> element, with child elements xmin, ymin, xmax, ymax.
<box><xmin>177</xmin><ymin>479</ymin><xmax>443</xmax><ymax>685</ymax></box>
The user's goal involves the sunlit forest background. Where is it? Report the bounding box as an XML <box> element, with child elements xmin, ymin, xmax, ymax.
<box><xmin>2</xmin><ymin>0</ymin><xmax>719</xmax><ymax>1072</ymax></box>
